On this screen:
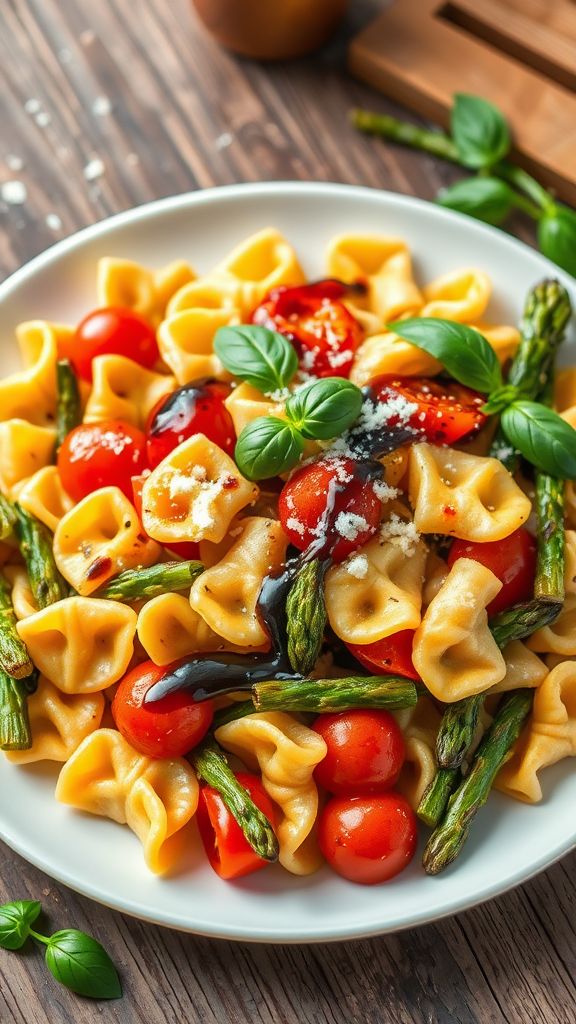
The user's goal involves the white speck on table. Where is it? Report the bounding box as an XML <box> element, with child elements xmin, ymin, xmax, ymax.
<box><xmin>46</xmin><ymin>213</ymin><xmax>63</xmax><ymax>231</ymax></box>
<box><xmin>1</xmin><ymin>180</ymin><xmax>27</xmax><ymax>205</ymax></box>
<box><xmin>6</xmin><ymin>155</ymin><xmax>24</xmax><ymax>172</ymax></box>
<box><xmin>83</xmin><ymin>158</ymin><xmax>105</xmax><ymax>181</ymax></box>
<box><xmin>92</xmin><ymin>95</ymin><xmax>112</xmax><ymax>117</ymax></box>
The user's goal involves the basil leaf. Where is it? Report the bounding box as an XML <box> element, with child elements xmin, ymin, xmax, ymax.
<box><xmin>235</xmin><ymin>416</ymin><xmax>304</xmax><ymax>480</ymax></box>
<box><xmin>389</xmin><ymin>318</ymin><xmax>502</xmax><ymax>394</ymax></box>
<box><xmin>501</xmin><ymin>401</ymin><xmax>576</xmax><ymax>478</ymax></box>
<box><xmin>437</xmin><ymin>176</ymin><xmax>514</xmax><ymax>226</ymax></box>
<box><xmin>214</xmin><ymin>325</ymin><xmax>297</xmax><ymax>394</ymax></box>
<box><xmin>45</xmin><ymin>929</ymin><xmax>122</xmax><ymax>1000</ymax></box>
<box><xmin>285</xmin><ymin>378</ymin><xmax>363</xmax><ymax>440</ymax></box>
<box><xmin>538</xmin><ymin>205</ymin><xmax>576</xmax><ymax>277</ymax></box>
<box><xmin>451</xmin><ymin>94</ymin><xmax>511</xmax><ymax>169</ymax></box>
<box><xmin>0</xmin><ymin>900</ymin><xmax>41</xmax><ymax>950</ymax></box>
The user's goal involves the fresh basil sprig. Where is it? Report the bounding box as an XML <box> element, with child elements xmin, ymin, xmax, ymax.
<box><xmin>389</xmin><ymin>318</ymin><xmax>503</xmax><ymax>394</ymax></box>
<box><xmin>451</xmin><ymin>93</ymin><xmax>511</xmax><ymax>169</ymax></box>
<box><xmin>285</xmin><ymin>378</ymin><xmax>363</xmax><ymax>439</ymax></box>
<box><xmin>214</xmin><ymin>324</ymin><xmax>297</xmax><ymax>394</ymax></box>
<box><xmin>501</xmin><ymin>402</ymin><xmax>576</xmax><ymax>479</ymax></box>
<box><xmin>235</xmin><ymin>417</ymin><xmax>304</xmax><ymax>480</ymax></box>
<box><xmin>0</xmin><ymin>899</ymin><xmax>121</xmax><ymax>1000</ymax></box>
<box><xmin>437</xmin><ymin>177</ymin><xmax>515</xmax><ymax>226</ymax></box>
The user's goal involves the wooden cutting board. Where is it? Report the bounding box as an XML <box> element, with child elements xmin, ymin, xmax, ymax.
<box><xmin>348</xmin><ymin>0</ymin><xmax>576</xmax><ymax>204</ymax></box>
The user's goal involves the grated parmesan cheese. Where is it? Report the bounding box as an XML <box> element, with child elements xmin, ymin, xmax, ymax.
<box><xmin>345</xmin><ymin>553</ymin><xmax>369</xmax><ymax>579</ymax></box>
<box><xmin>380</xmin><ymin>514</ymin><xmax>420</xmax><ymax>557</ymax></box>
<box><xmin>373</xmin><ymin>480</ymin><xmax>399</xmax><ymax>503</ymax></box>
<box><xmin>334</xmin><ymin>511</ymin><xmax>369</xmax><ymax>541</ymax></box>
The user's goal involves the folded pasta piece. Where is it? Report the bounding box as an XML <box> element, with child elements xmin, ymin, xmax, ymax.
<box><xmin>190</xmin><ymin>516</ymin><xmax>287</xmax><ymax>646</ymax></box>
<box><xmin>215</xmin><ymin>711</ymin><xmax>327</xmax><ymax>875</ymax></box>
<box><xmin>97</xmin><ymin>257</ymin><xmax>195</xmax><ymax>326</ymax></box>
<box><xmin>137</xmin><ymin>592</ymin><xmax>261</xmax><ymax>664</ymax></box>
<box><xmin>141</xmin><ymin>435</ymin><xmax>258</xmax><ymax>545</ymax></box>
<box><xmin>422</xmin><ymin>550</ymin><xmax>449</xmax><ymax>607</ymax></box>
<box><xmin>420</xmin><ymin>269</ymin><xmax>491</xmax><ymax>322</ymax></box>
<box><xmin>166</xmin><ymin>277</ymin><xmax>242</xmax><ymax>317</ymax></box>
<box><xmin>409</xmin><ymin>443</ymin><xmax>531</xmax><ymax>541</ymax></box>
<box><xmin>56</xmin><ymin>728</ymin><xmax>199</xmax><ymax>874</ymax></box>
<box><xmin>413</xmin><ymin>557</ymin><xmax>506</xmax><ymax>700</ymax></box>
<box><xmin>53</xmin><ymin>487</ymin><xmax>160</xmax><ymax>595</ymax></box>
<box><xmin>0</xmin><ymin>420</ymin><xmax>57</xmax><ymax>493</ymax></box>
<box><xmin>0</xmin><ymin>321</ymin><xmax>58</xmax><ymax>426</ymax></box>
<box><xmin>472</xmin><ymin>323</ymin><xmax>520</xmax><ymax>366</ymax></box>
<box><xmin>393</xmin><ymin>697</ymin><xmax>442</xmax><ymax>809</ymax></box>
<box><xmin>157</xmin><ymin>308</ymin><xmax>235</xmax><ymax>386</ymax></box>
<box><xmin>17</xmin><ymin>596</ymin><xmax>137</xmax><ymax>692</ymax></box>
<box><xmin>325</xmin><ymin>535</ymin><xmax>427</xmax><ymax>644</ymax></box>
<box><xmin>325</xmin><ymin>234</ymin><xmax>422</xmax><ymax>324</ymax></box>
<box><xmin>490</xmin><ymin>641</ymin><xmax>548</xmax><ymax>694</ymax></box>
<box><xmin>4</xmin><ymin>565</ymin><xmax>38</xmax><ymax>620</ymax></box>
<box><xmin>566</xmin><ymin>482</ymin><xmax>576</xmax><ymax>532</ymax></box>
<box><xmin>84</xmin><ymin>355</ymin><xmax>175</xmax><ymax>428</ymax></box>
<box><xmin>13</xmin><ymin>466</ymin><xmax>74</xmax><ymax>533</ymax></box>
<box><xmin>496</xmin><ymin>661</ymin><xmax>576</xmax><ymax>802</ymax></box>
<box><xmin>564</xmin><ymin>530</ymin><xmax>576</xmax><ymax>594</ymax></box>
<box><xmin>210</xmin><ymin>228</ymin><xmax>305</xmax><ymax>314</ymax></box>
<box><xmin>556</xmin><ymin>368</ymin><xmax>576</xmax><ymax>429</ymax></box>
<box><xmin>526</xmin><ymin>595</ymin><xmax>576</xmax><ymax>657</ymax></box>
<box><xmin>5</xmin><ymin>678</ymin><xmax>104</xmax><ymax>764</ymax></box>
<box><xmin>224</xmin><ymin>382</ymin><xmax>284</xmax><ymax>438</ymax></box>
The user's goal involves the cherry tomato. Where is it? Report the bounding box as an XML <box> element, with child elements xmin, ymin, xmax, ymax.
<box><xmin>251</xmin><ymin>280</ymin><xmax>363</xmax><ymax>379</ymax></box>
<box><xmin>112</xmin><ymin>659</ymin><xmax>213</xmax><ymax>759</ymax></box>
<box><xmin>370</xmin><ymin>376</ymin><xmax>487</xmax><ymax>445</ymax></box>
<box><xmin>131</xmin><ymin>474</ymin><xmax>200</xmax><ymax>560</ymax></box>
<box><xmin>318</xmin><ymin>792</ymin><xmax>417</xmax><ymax>884</ymax></box>
<box><xmin>197</xmin><ymin>771</ymin><xmax>278</xmax><ymax>880</ymax></box>
<box><xmin>448</xmin><ymin>527</ymin><xmax>537</xmax><ymax>615</ymax></box>
<box><xmin>346</xmin><ymin>630</ymin><xmax>419</xmax><ymax>681</ymax></box>
<box><xmin>146</xmin><ymin>380</ymin><xmax>235</xmax><ymax>468</ymax></box>
<box><xmin>278</xmin><ymin>456</ymin><xmax>381</xmax><ymax>562</ymax></box>
<box><xmin>61</xmin><ymin>307</ymin><xmax>159</xmax><ymax>382</ymax></box>
<box><xmin>57</xmin><ymin>419</ymin><xmax>148</xmax><ymax>502</ymax></box>
<box><xmin>314</xmin><ymin>710</ymin><xmax>405</xmax><ymax>795</ymax></box>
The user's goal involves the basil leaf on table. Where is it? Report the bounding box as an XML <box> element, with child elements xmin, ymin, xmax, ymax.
<box><xmin>235</xmin><ymin>416</ymin><xmax>304</xmax><ymax>480</ymax></box>
<box><xmin>501</xmin><ymin>401</ymin><xmax>576</xmax><ymax>478</ymax></box>
<box><xmin>538</xmin><ymin>205</ymin><xmax>576</xmax><ymax>278</ymax></box>
<box><xmin>285</xmin><ymin>378</ymin><xmax>363</xmax><ymax>439</ymax></box>
<box><xmin>389</xmin><ymin>318</ymin><xmax>503</xmax><ymax>394</ymax></box>
<box><xmin>44</xmin><ymin>929</ymin><xmax>122</xmax><ymax>1000</ymax></box>
<box><xmin>451</xmin><ymin>93</ymin><xmax>511</xmax><ymax>169</ymax></box>
<box><xmin>437</xmin><ymin>176</ymin><xmax>515</xmax><ymax>226</ymax></box>
<box><xmin>0</xmin><ymin>900</ymin><xmax>41</xmax><ymax>950</ymax></box>
<box><xmin>213</xmin><ymin>324</ymin><xmax>298</xmax><ymax>394</ymax></box>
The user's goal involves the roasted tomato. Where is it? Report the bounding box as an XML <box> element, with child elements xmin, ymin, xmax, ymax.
<box><xmin>448</xmin><ymin>527</ymin><xmax>537</xmax><ymax>615</ymax></box>
<box><xmin>313</xmin><ymin>710</ymin><xmax>405</xmax><ymax>795</ymax></box>
<box><xmin>112</xmin><ymin>659</ymin><xmax>213</xmax><ymax>759</ymax></box>
<box><xmin>278</xmin><ymin>455</ymin><xmax>382</xmax><ymax>562</ymax></box>
<box><xmin>251</xmin><ymin>280</ymin><xmax>363</xmax><ymax>378</ymax></box>
<box><xmin>318</xmin><ymin>792</ymin><xmax>417</xmax><ymax>884</ymax></box>
<box><xmin>197</xmin><ymin>772</ymin><xmax>278</xmax><ymax>880</ymax></box>
<box><xmin>61</xmin><ymin>307</ymin><xmax>159</xmax><ymax>382</ymax></box>
<box><xmin>57</xmin><ymin>420</ymin><xmax>148</xmax><ymax>502</ymax></box>
<box><xmin>346</xmin><ymin>630</ymin><xmax>419</xmax><ymax>681</ymax></box>
<box><xmin>370</xmin><ymin>376</ymin><xmax>487</xmax><ymax>445</ymax></box>
<box><xmin>131</xmin><ymin>473</ymin><xmax>200</xmax><ymax>560</ymax></box>
<box><xmin>146</xmin><ymin>380</ymin><xmax>235</xmax><ymax>468</ymax></box>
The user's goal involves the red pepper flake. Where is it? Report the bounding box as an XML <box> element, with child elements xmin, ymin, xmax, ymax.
<box><xmin>85</xmin><ymin>555</ymin><xmax>113</xmax><ymax>581</ymax></box>
<box><xmin>443</xmin><ymin>505</ymin><xmax>457</xmax><ymax>517</ymax></box>
<box><xmin>221</xmin><ymin>474</ymin><xmax>239</xmax><ymax>490</ymax></box>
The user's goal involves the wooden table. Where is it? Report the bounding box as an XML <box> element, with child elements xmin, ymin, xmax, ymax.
<box><xmin>0</xmin><ymin>3</ymin><xmax>574</xmax><ymax>1022</ymax></box>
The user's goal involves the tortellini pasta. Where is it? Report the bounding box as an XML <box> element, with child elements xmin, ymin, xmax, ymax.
<box><xmin>556</xmin><ymin>368</ymin><xmax>576</xmax><ymax>429</ymax></box>
<box><xmin>526</xmin><ymin>595</ymin><xmax>576</xmax><ymax>657</ymax></box>
<box><xmin>97</xmin><ymin>257</ymin><xmax>195</xmax><ymax>326</ymax></box>
<box><xmin>420</xmin><ymin>269</ymin><xmax>491</xmax><ymax>322</ymax></box>
<box><xmin>393</xmin><ymin>697</ymin><xmax>442</xmax><ymax>809</ymax></box>
<box><xmin>215</xmin><ymin>712</ymin><xmax>327</xmax><ymax>875</ymax></box>
<box><xmin>12</xmin><ymin>466</ymin><xmax>73</xmax><ymax>532</ymax></box>
<box><xmin>166</xmin><ymin>277</ymin><xmax>240</xmax><ymax>317</ymax></box>
<box><xmin>0</xmin><ymin>420</ymin><xmax>57</xmax><ymax>493</ymax></box>
<box><xmin>211</xmin><ymin>228</ymin><xmax>305</xmax><ymax>315</ymax></box>
<box><xmin>56</xmin><ymin>728</ymin><xmax>199</xmax><ymax>874</ymax></box>
<box><xmin>137</xmin><ymin>592</ymin><xmax>257</xmax><ymax>665</ymax></box>
<box><xmin>0</xmin><ymin>321</ymin><xmax>58</xmax><ymax>426</ymax></box>
<box><xmin>490</xmin><ymin>641</ymin><xmax>548</xmax><ymax>694</ymax></box>
<box><xmin>16</xmin><ymin>597</ymin><xmax>137</xmax><ymax>693</ymax></box>
<box><xmin>5</xmin><ymin>678</ymin><xmax>104</xmax><ymax>764</ymax></box>
<box><xmin>84</xmin><ymin>355</ymin><xmax>175</xmax><ymax>428</ymax></box>
<box><xmin>413</xmin><ymin>557</ymin><xmax>507</xmax><ymax>701</ymax></box>
<box><xmin>157</xmin><ymin>308</ymin><xmax>235</xmax><ymax>386</ymax></box>
<box><xmin>409</xmin><ymin>443</ymin><xmax>531</xmax><ymax>541</ymax></box>
<box><xmin>4</xmin><ymin>566</ymin><xmax>38</xmax><ymax>620</ymax></box>
<box><xmin>224</xmin><ymin>382</ymin><xmax>284</xmax><ymax>438</ymax></box>
<box><xmin>325</xmin><ymin>234</ymin><xmax>422</xmax><ymax>325</ymax></box>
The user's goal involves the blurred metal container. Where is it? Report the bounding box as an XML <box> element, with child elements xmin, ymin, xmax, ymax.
<box><xmin>192</xmin><ymin>0</ymin><xmax>348</xmax><ymax>60</ymax></box>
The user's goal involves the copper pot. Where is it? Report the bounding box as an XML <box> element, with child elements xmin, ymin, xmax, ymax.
<box><xmin>192</xmin><ymin>0</ymin><xmax>348</xmax><ymax>60</ymax></box>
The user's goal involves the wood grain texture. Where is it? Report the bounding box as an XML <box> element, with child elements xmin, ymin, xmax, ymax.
<box><xmin>0</xmin><ymin>2</ymin><xmax>571</xmax><ymax>1023</ymax></box>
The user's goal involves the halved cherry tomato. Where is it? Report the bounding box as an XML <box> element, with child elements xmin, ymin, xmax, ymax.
<box><xmin>318</xmin><ymin>792</ymin><xmax>417</xmax><ymax>884</ymax></box>
<box><xmin>313</xmin><ymin>710</ymin><xmax>405</xmax><ymax>795</ymax></box>
<box><xmin>197</xmin><ymin>771</ymin><xmax>278</xmax><ymax>880</ymax></box>
<box><xmin>278</xmin><ymin>455</ymin><xmax>381</xmax><ymax>562</ymax></box>
<box><xmin>112</xmin><ymin>659</ymin><xmax>213</xmax><ymax>759</ymax></box>
<box><xmin>448</xmin><ymin>527</ymin><xmax>537</xmax><ymax>615</ymax></box>
<box><xmin>61</xmin><ymin>307</ymin><xmax>159</xmax><ymax>382</ymax></box>
<box><xmin>345</xmin><ymin>630</ymin><xmax>419</xmax><ymax>681</ymax></box>
<box><xmin>251</xmin><ymin>280</ymin><xmax>363</xmax><ymax>378</ymax></box>
<box><xmin>146</xmin><ymin>380</ymin><xmax>235</xmax><ymax>468</ymax></box>
<box><xmin>370</xmin><ymin>376</ymin><xmax>487</xmax><ymax>445</ymax></box>
<box><xmin>57</xmin><ymin>419</ymin><xmax>148</xmax><ymax>502</ymax></box>
<box><xmin>131</xmin><ymin>474</ymin><xmax>200</xmax><ymax>560</ymax></box>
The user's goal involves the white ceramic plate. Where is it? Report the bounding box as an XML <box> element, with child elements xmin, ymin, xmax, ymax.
<box><xmin>1</xmin><ymin>183</ymin><xmax>575</xmax><ymax>942</ymax></box>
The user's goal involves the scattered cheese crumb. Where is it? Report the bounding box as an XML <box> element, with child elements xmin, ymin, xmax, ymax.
<box><xmin>345</xmin><ymin>554</ymin><xmax>369</xmax><ymax>579</ymax></box>
<box><xmin>83</xmin><ymin>158</ymin><xmax>104</xmax><ymax>181</ymax></box>
<box><xmin>92</xmin><ymin>95</ymin><xmax>112</xmax><ymax>117</ymax></box>
<box><xmin>1</xmin><ymin>180</ymin><xmax>27</xmax><ymax>205</ymax></box>
<box><xmin>35</xmin><ymin>111</ymin><xmax>51</xmax><ymax>128</ymax></box>
<box><xmin>216</xmin><ymin>132</ymin><xmax>233</xmax><ymax>150</ymax></box>
<box><xmin>45</xmin><ymin>213</ymin><xmax>62</xmax><ymax>231</ymax></box>
<box><xmin>373</xmin><ymin>480</ymin><xmax>399</xmax><ymax>503</ymax></box>
<box><xmin>6</xmin><ymin>155</ymin><xmax>24</xmax><ymax>172</ymax></box>
<box><xmin>334</xmin><ymin>511</ymin><xmax>369</xmax><ymax>542</ymax></box>
<box><xmin>380</xmin><ymin>514</ymin><xmax>420</xmax><ymax>557</ymax></box>
<box><xmin>285</xmin><ymin>516</ymin><xmax>305</xmax><ymax>536</ymax></box>
<box><xmin>24</xmin><ymin>98</ymin><xmax>41</xmax><ymax>114</ymax></box>
<box><xmin>265</xmin><ymin>386</ymin><xmax>290</xmax><ymax>402</ymax></box>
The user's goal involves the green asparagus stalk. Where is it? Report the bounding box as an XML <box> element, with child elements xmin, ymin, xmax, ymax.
<box><xmin>0</xmin><ymin>667</ymin><xmax>32</xmax><ymax>750</ymax></box>
<box><xmin>98</xmin><ymin>560</ymin><xmax>204</xmax><ymax>601</ymax></box>
<box><xmin>253</xmin><ymin>675</ymin><xmax>417</xmax><ymax>714</ymax></box>
<box><xmin>55</xmin><ymin>359</ymin><xmax>81</xmax><ymax>450</ymax></box>
<box><xmin>417</xmin><ymin>767</ymin><xmax>460</xmax><ymax>828</ymax></box>
<box><xmin>190</xmin><ymin>740</ymin><xmax>278</xmax><ymax>862</ymax></box>
<box><xmin>0</xmin><ymin>571</ymin><xmax>33</xmax><ymax>679</ymax></box>
<box><xmin>423</xmin><ymin>690</ymin><xmax>533</xmax><ymax>874</ymax></box>
<box><xmin>285</xmin><ymin>557</ymin><xmax>327</xmax><ymax>676</ymax></box>
<box><xmin>351</xmin><ymin>109</ymin><xmax>460</xmax><ymax>161</ymax></box>
<box><xmin>13</xmin><ymin>504</ymin><xmax>68</xmax><ymax>609</ymax></box>
<box><xmin>0</xmin><ymin>494</ymin><xmax>16</xmax><ymax>542</ymax></box>
<box><xmin>436</xmin><ymin>696</ymin><xmax>482</xmax><ymax>770</ymax></box>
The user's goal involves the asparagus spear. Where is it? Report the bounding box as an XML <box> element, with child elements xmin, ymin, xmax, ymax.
<box><xmin>253</xmin><ymin>675</ymin><xmax>417</xmax><ymax>714</ymax></box>
<box><xmin>0</xmin><ymin>494</ymin><xmax>16</xmax><ymax>541</ymax></box>
<box><xmin>55</xmin><ymin>358</ymin><xmax>81</xmax><ymax>450</ymax></box>
<box><xmin>13</xmin><ymin>504</ymin><xmax>68</xmax><ymax>609</ymax></box>
<box><xmin>190</xmin><ymin>740</ymin><xmax>278</xmax><ymax>862</ymax></box>
<box><xmin>98</xmin><ymin>560</ymin><xmax>204</xmax><ymax>601</ymax></box>
<box><xmin>285</xmin><ymin>557</ymin><xmax>327</xmax><ymax>676</ymax></box>
<box><xmin>0</xmin><ymin>571</ymin><xmax>33</xmax><ymax>679</ymax></box>
<box><xmin>417</xmin><ymin>767</ymin><xmax>460</xmax><ymax>828</ymax></box>
<box><xmin>436</xmin><ymin>696</ymin><xmax>482</xmax><ymax>770</ymax></box>
<box><xmin>423</xmin><ymin>690</ymin><xmax>533</xmax><ymax>874</ymax></box>
<box><xmin>0</xmin><ymin>667</ymin><xmax>32</xmax><ymax>750</ymax></box>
